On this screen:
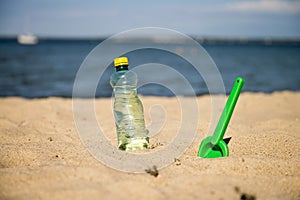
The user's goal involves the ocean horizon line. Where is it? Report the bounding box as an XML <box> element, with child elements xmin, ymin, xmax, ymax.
<box><xmin>1</xmin><ymin>35</ymin><xmax>300</xmax><ymax>45</ymax></box>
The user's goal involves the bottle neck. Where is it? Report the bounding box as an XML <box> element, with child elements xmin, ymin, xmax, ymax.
<box><xmin>115</xmin><ymin>65</ymin><xmax>129</xmax><ymax>72</ymax></box>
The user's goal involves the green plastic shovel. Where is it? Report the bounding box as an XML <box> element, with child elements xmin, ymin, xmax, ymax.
<box><xmin>197</xmin><ymin>77</ymin><xmax>245</xmax><ymax>158</ymax></box>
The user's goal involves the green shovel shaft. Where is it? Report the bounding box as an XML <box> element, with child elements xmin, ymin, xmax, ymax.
<box><xmin>211</xmin><ymin>77</ymin><xmax>244</xmax><ymax>145</ymax></box>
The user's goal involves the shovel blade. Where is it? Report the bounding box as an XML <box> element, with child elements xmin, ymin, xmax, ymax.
<box><xmin>197</xmin><ymin>137</ymin><xmax>229</xmax><ymax>158</ymax></box>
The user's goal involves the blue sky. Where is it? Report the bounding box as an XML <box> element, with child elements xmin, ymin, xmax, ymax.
<box><xmin>0</xmin><ymin>0</ymin><xmax>300</xmax><ymax>38</ymax></box>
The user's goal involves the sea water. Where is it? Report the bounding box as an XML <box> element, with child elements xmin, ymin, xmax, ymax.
<box><xmin>0</xmin><ymin>39</ymin><xmax>299</xmax><ymax>97</ymax></box>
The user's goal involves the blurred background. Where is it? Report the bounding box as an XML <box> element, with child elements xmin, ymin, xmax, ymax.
<box><xmin>0</xmin><ymin>0</ymin><xmax>299</xmax><ymax>97</ymax></box>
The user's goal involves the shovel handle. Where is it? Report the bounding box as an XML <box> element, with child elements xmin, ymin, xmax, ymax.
<box><xmin>211</xmin><ymin>77</ymin><xmax>244</xmax><ymax>145</ymax></box>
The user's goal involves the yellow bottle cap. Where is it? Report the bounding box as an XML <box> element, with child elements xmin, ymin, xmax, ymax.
<box><xmin>114</xmin><ymin>57</ymin><xmax>129</xmax><ymax>67</ymax></box>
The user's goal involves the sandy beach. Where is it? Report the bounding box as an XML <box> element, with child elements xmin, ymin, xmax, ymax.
<box><xmin>0</xmin><ymin>92</ymin><xmax>299</xmax><ymax>200</ymax></box>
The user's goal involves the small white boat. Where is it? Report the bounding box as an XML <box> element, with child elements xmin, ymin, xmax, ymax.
<box><xmin>17</xmin><ymin>34</ymin><xmax>38</xmax><ymax>45</ymax></box>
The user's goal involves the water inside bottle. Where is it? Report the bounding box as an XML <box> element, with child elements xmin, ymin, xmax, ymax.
<box><xmin>113</xmin><ymin>87</ymin><xmax>149</xmax><ymax>151</ymax></box>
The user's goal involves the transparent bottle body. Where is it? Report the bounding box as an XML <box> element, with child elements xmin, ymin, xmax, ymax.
<box><xmin>110</xmin><ymin>70</ymin><xmax>149</xmax><ymax>151</ymax></box>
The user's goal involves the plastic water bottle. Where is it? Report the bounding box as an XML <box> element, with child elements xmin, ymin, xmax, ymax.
<box><xmin>110</xmin><ymin>57</ymin><xmax>149</xmax><ymax>151</ymax></box>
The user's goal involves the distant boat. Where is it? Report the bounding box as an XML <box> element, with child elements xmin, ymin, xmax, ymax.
<box><xmin>17</xmin><ymin>34</ymin><xmax>38</xmax><ymax>45</ymax></box>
